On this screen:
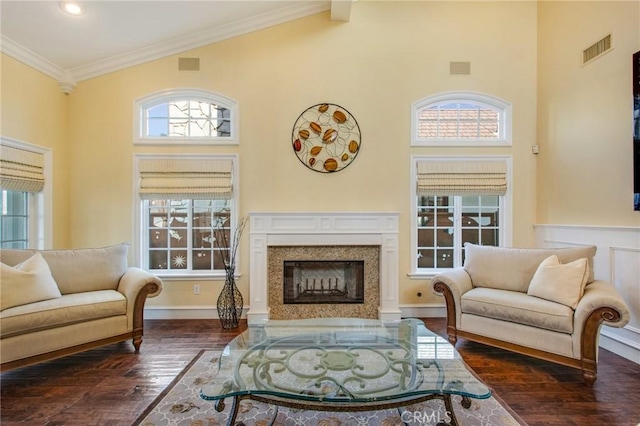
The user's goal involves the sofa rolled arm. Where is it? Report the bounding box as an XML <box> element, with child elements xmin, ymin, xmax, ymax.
<box><xmin>117</xmin><ymin>267</ymin><xmax>163</xmax><ymax>336</ymax></box>
<box><xmin>431</xmin><ymin>268</ymin><xmax>473</xmax><ymax>344</ymax></box>
<box><xmin>574</xmin><ymin>280</ymin><xmax>630</xmax><ymax>331</ymax></box>
<box><xmin>431</xmin><ymin>268</ymin><xmax>474</xmax><ymax>302</ymax></box>
<box><xmin>118</xmin><ymin>267</ymin><xmax>163</xmax><ymax>299</ymax></box>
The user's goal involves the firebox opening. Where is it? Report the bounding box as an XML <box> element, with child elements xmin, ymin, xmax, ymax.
<box><xmin>283</xmin><ymin>260</ymin><xmax>365</xmax><ymax>304</ymax></box>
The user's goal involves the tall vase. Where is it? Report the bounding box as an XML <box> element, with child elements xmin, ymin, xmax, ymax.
<box><xmin>217</xmin><ymin>269</ymin><xmax>243</xmax><ymax>329</ymax></box>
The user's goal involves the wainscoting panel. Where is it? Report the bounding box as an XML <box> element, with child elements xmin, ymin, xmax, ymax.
<box><xmin>534</xmin><ymin>224</ymin><xmax>640</xmax><ymax>364</ymax></box>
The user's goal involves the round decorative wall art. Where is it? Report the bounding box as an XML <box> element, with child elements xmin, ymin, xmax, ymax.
<box><xmin>291</xmin><ymin>103</ymin><xmax>361</xmax><ymax>173</ymax></box>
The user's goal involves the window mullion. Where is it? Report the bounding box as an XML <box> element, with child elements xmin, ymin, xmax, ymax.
<box><xmin>187</xmin><ymin>200</ymin><xmax>194</xmax><ymax>270</ymax></box>
<box><xmin>453</xmin><ymin>196</ymin><xmax>463</xmax><ymax>267</ymax></box>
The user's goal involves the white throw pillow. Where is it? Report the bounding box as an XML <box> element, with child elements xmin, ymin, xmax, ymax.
<box><xmin>1</xmin><ymin>252</ymin><xmax>62</xmax><ymax>311</ymax></box>
<box><xmin>527</xmin><ymin>255</ymin><xmax>589</xmax><ymax>309</ymax></box>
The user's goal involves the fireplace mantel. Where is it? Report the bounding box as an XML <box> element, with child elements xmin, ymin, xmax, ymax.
<box><xmin>247</xmin><ymin>212</ymin><xmax>402</xmax><ymax>324</ymax></box>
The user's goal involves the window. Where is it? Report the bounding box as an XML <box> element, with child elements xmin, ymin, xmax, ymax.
<box><xmin>411</xmin><ymin>156</ymin><xmax>512</xmax><ymax>274</ymax></box>
<box><xmin>134</xmin><ymin>155</ymin><xmax>238</xmax><ymax>278</ymax></box>
<box><xmin>411</xmin><ymin>92</ymin><xmax>511</xmax><ymax>146</ymax></box>
<box><xmin>1</xmin><ymin>190</ymin><xmax>29</xmax><ymax>248</ymax></box>
<box><xmin>134</xmin><ymin>89</ymin><xmax>239</xmax><ymax>145</ymax></box>
<box><xmin>144</xmin><ymin>199</ymin><xmax>232</xmax><ymax>272</ymax></box>
<box><xmin>0</xmin><ymin>138</ymin><xmax>51</xmax><ymax>249</ymax></box>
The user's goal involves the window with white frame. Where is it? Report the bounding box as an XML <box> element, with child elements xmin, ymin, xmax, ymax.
<box><xmin>1</xmin><ymin>190</ymin><xmax>29</xmax><ymax>248</ymax></box>
<box><xmin>134</xmin><ymin>155</ymin><xmax>239</xmax><ymax>277</ymax></box>
<box><xmin>411</xmin><ymin>157</ymin><xmax>511</xmax><ymax>273</ymax></box>
<box><xmin>0</xmin><ymin>139</ymin><xmax>50</xmax><ymax>249</ymax></box>
<box><xmin>411</xmin><ymin>92</ymin><xmax>511</xmax><ymax>146</ymax></box>
<box><xmin>134</xmin><ymin>89</ymin><xmax>239</xmax><ymax>145</ymax></box>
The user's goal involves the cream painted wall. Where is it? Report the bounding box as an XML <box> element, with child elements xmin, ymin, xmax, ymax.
<box><xmin>66</xmin><ymin>1</ymin><xmax>538</xmax><ymax>309</ymax></box>
<box><xmin>0</xmin><ymin>54</ymin><xmax>70</xmax><ymax>248</ymax></box>
<box><xmin>537</xmin><ymin>1</ymin><xmax>640</xmax><ymax>226</ymax></box>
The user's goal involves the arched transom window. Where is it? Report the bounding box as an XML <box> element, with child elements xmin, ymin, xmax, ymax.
<box><xmin>411</xmin><ymin>92</ymin><xmax>511</xmax><ymax>146</ymax></box>
<box><xmin>134</xmin><ymin>88</ymin><xmax>239</xmax><ymax>145</ymax></box>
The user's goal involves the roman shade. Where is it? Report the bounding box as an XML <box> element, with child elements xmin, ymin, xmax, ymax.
<box><xmin>138</xmin><ymin>158</ymin><xmax>233</xmax><ymax>200</ymax></box>
<box><xmin>0</xmin><ymin>144</ymin><xmax>45</xmax><ymax>193</ymax></box>
<box><xmin>416</xmin><ymin>160</ymin><xmax>507</xmax><ymax>196</ymax></box>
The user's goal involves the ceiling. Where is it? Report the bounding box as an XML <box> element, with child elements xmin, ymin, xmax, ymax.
<box><xmin>1</xmin><ymin>1</ymin><xmax>351</xmax><ymax>88</ymax></box>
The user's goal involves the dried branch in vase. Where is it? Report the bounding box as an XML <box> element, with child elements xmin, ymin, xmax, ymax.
<box><xmin>213</xmin><ymin>215</ymin><xmax>248</xmax><ymax>275</ymax></box>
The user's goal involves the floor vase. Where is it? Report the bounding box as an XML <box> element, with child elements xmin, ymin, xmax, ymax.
<box><xmin>217</xmin><ymin>273</ymin><xmax>243</xmax><ymax>329</ymax></box>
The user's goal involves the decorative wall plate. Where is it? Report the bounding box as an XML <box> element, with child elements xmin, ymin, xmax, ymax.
<box><xmin>291</xmin><ymin>103</ymin><xmax>361</xmax><ymax>173</ymax></box>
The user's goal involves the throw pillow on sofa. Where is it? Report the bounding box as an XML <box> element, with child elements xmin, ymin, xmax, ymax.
<box><xmin>1</xmin><ymin>252</ymin><xmax>62</xmax><ymax>310</ymax></box>
<box><xmin>527</xmin><ymin>255</ymin><xmax>589</xmax><ymax>309</ymax></box>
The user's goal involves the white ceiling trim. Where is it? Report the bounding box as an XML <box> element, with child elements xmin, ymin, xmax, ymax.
<box><xmin>1</xmin><ymin>35</ymin><xmax>66</xmax><ymax>82</ymax></box>
<box><xmin>71</xmin><ymin>1</ymin><xmax>331</xmax><ymax>82</ymax></box>
<box><xmin>2</xmin><ymin>1</ymin><xmax>331</xmax><ymax>88</ymax></box>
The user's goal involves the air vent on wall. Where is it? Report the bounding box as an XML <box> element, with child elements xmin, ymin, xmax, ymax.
<box><xmin>178</xmin><ymin>57</ymin><xmax>200</xmax><ymax>71</ymax></box>
<box><xmin>583</xmin><ymin>34</ymin><xmax>612</xmax><ymax>65</ymax></box>
<box><xmin>450</xmin><ymin>61</ymin><xmax>471</xmax><ymax>75</ymax></box>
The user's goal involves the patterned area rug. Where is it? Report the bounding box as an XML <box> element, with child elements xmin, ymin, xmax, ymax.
<box><xmin>133</xmin><ymin>350</ymin><xmax>526</xmax><ymax>426</ymax></box>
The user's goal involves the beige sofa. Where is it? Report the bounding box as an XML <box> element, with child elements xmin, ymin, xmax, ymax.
<box><xmin>431</xmin><ymin>243</ymin><xmax>630</xmax><ymax>386</ymax></box>
<box><xmin>0</xmin><ymin>243</ymin><xmax>162</xmax><ymax>371</ymax></box>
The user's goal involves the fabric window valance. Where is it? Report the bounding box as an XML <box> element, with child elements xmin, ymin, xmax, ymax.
<box><xmin>0</xmin><ymin>144</ymin><xmax>45</xmax><ymax>193</ymax></box>
<box><xmin>417</xmin><ymin>160</ymin><xmax>507</xmax><ymax>196</ymax></box>
<box><xmin>138</xmin><ymin>158</ymin><xmax>233</xmax><ymax>200</ymax></box>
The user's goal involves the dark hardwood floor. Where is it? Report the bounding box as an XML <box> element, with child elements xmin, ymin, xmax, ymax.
<box><xmin>1</xmin><ymin>318</ymin><xmax>639</xmax><ymax>425</ymax></box>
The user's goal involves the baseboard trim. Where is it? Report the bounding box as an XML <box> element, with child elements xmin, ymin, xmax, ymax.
<box><xmin>144</xmin><ymin>304</ymin><xmax>447</xmax><ymax>320</ymax></box>
<box><xmin>144</xmin><ymin>305</ymin><xmax>231</xmax><ymax>320</ymax></box>
<box><xmin>600</xmin><ymin>332</ymin><xmax>640</xmax><ymax>364</ymax></box>
<box><xmin>400</xmin><ymin>304</ymin><xmax>447</xmax><ymax>318</ymax></box>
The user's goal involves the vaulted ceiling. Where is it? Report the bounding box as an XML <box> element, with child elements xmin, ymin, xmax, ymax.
<box><xmin>0</xmin><ymin>1</ymin><xmax>352</xmax><ymax>92</ymax></box>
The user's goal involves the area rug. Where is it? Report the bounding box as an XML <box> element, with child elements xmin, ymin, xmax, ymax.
<box><xmin>133</xmin><ymin>350</ymin><xmax>526</xmax><ymax>426</ymax></box>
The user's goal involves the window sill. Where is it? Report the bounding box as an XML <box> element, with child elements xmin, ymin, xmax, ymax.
<box><xmin>411</xmin><ymin>140</ymin><xmax>511</xmax><ymax>147</ymax></box>
<box><xmin>134</xmin><ymin>138</ymin><xmax>239</xmax><ymax>146</ymax></box>
<box><xmin>153</xmin><ymin>272</ymin><xmax>242</xmax><ymax>282</ymax></box>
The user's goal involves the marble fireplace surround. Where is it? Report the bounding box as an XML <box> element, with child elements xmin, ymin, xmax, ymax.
<box><xmin>247</xmin><ymin>212</ymin><xmax>402</xmax><ymax>325</ymax></box>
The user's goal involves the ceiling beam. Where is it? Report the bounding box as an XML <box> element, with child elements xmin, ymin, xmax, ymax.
<box><xmin>330</xmin><ymin>0</ymin><xmax>352</xmax><ymax>22</ymax></box>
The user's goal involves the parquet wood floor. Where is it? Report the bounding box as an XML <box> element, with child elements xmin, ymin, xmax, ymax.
<box><xmin>1</xmin><ymin>318</ymin><xmax>639</xmax><ymax>425</ymax></box>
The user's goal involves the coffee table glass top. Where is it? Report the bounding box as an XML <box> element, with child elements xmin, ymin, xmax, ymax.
<box><xmin>200</xmin><ymin>317</ymin><xmax>491</xmax><ymax>404</ymax></box>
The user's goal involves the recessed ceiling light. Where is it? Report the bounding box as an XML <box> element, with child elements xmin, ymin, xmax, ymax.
<box><xmin>60</xmin><ymin>2</ymin><xmax>85</xmax><ymax>16</ymax></box>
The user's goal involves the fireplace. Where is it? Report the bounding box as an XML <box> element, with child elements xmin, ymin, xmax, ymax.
<box><xmin>247</xmin><ymin>212</ymin><xmax>401</xmax><ymax>324</ymax></box>
<box><xmin>283</xmin><ymin>260</ymin><xmax>365</xmax><ymax>304</ymax></box>
<box><xmin>269</xmin><ymin>245</ymin><xmax>378</xmax><ymax>319</ymax></box>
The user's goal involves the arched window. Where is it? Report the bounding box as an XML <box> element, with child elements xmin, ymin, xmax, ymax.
<box><xmin>134</xmin><ymin>88</ymin><xmax>239</xmax><ymax>145</ymax></box>
<box><xmin>411</xmin><ymin>92</ymin><xmax>511</xmax><ymax>146</ymax></box>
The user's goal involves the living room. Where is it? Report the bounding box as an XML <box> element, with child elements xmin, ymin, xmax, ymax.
<box><xmin>1</xmin><ymin>1</ymin><xmax>639</xmax><ymax>424</ymax></box>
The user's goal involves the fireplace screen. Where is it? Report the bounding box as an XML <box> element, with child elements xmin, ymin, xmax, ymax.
<box><xmin>283</xmin><ymin>260</ymin><xmax>365</xmax><ymax>304</ymax></box>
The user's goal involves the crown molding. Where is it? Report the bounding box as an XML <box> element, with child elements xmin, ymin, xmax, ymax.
<box><xmin>1</xmin><ymin>1</ymin><xmax>331</xmax><ymax>91</ymax></box>
<box><xmin>71</xmin><ymin>1</ymin><xmax>330</xmax><ymax>82</ymax></box>
<box><xmin>1</xmin><ymin>35</ymin><xmax>65</xmax><ymax>82</ymax></box>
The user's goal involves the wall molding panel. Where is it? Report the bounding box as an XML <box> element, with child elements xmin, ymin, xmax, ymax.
<box><xmin>534</xmin><ymin>224</ymin><xmax>640</xmax><ymax>364</ymax></box>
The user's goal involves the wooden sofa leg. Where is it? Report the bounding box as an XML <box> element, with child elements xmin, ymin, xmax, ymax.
<box><xmin>433</xmin><ymin>281</ymin><xmax>459</xmax><ymax>346</ymax></box>
<box><xmin>133</xmin><ymin>335</ymin><xmax>142</xmax><ymax>352</ymax></box>
<box><xmin>446</xmin><ymin>328</ymin><xmax>458</xmax><ymax>345</ymax></box>
<box><xmin>582</xmin><ymin>367</ymin><xmax>597</xmax><ymax>387</ymax></box>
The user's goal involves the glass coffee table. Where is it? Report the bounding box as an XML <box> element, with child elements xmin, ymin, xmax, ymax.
<box><xmin>200</xmin><ymin>318</ymin><xmax>491</xmax><ymax>426</ymax></box>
